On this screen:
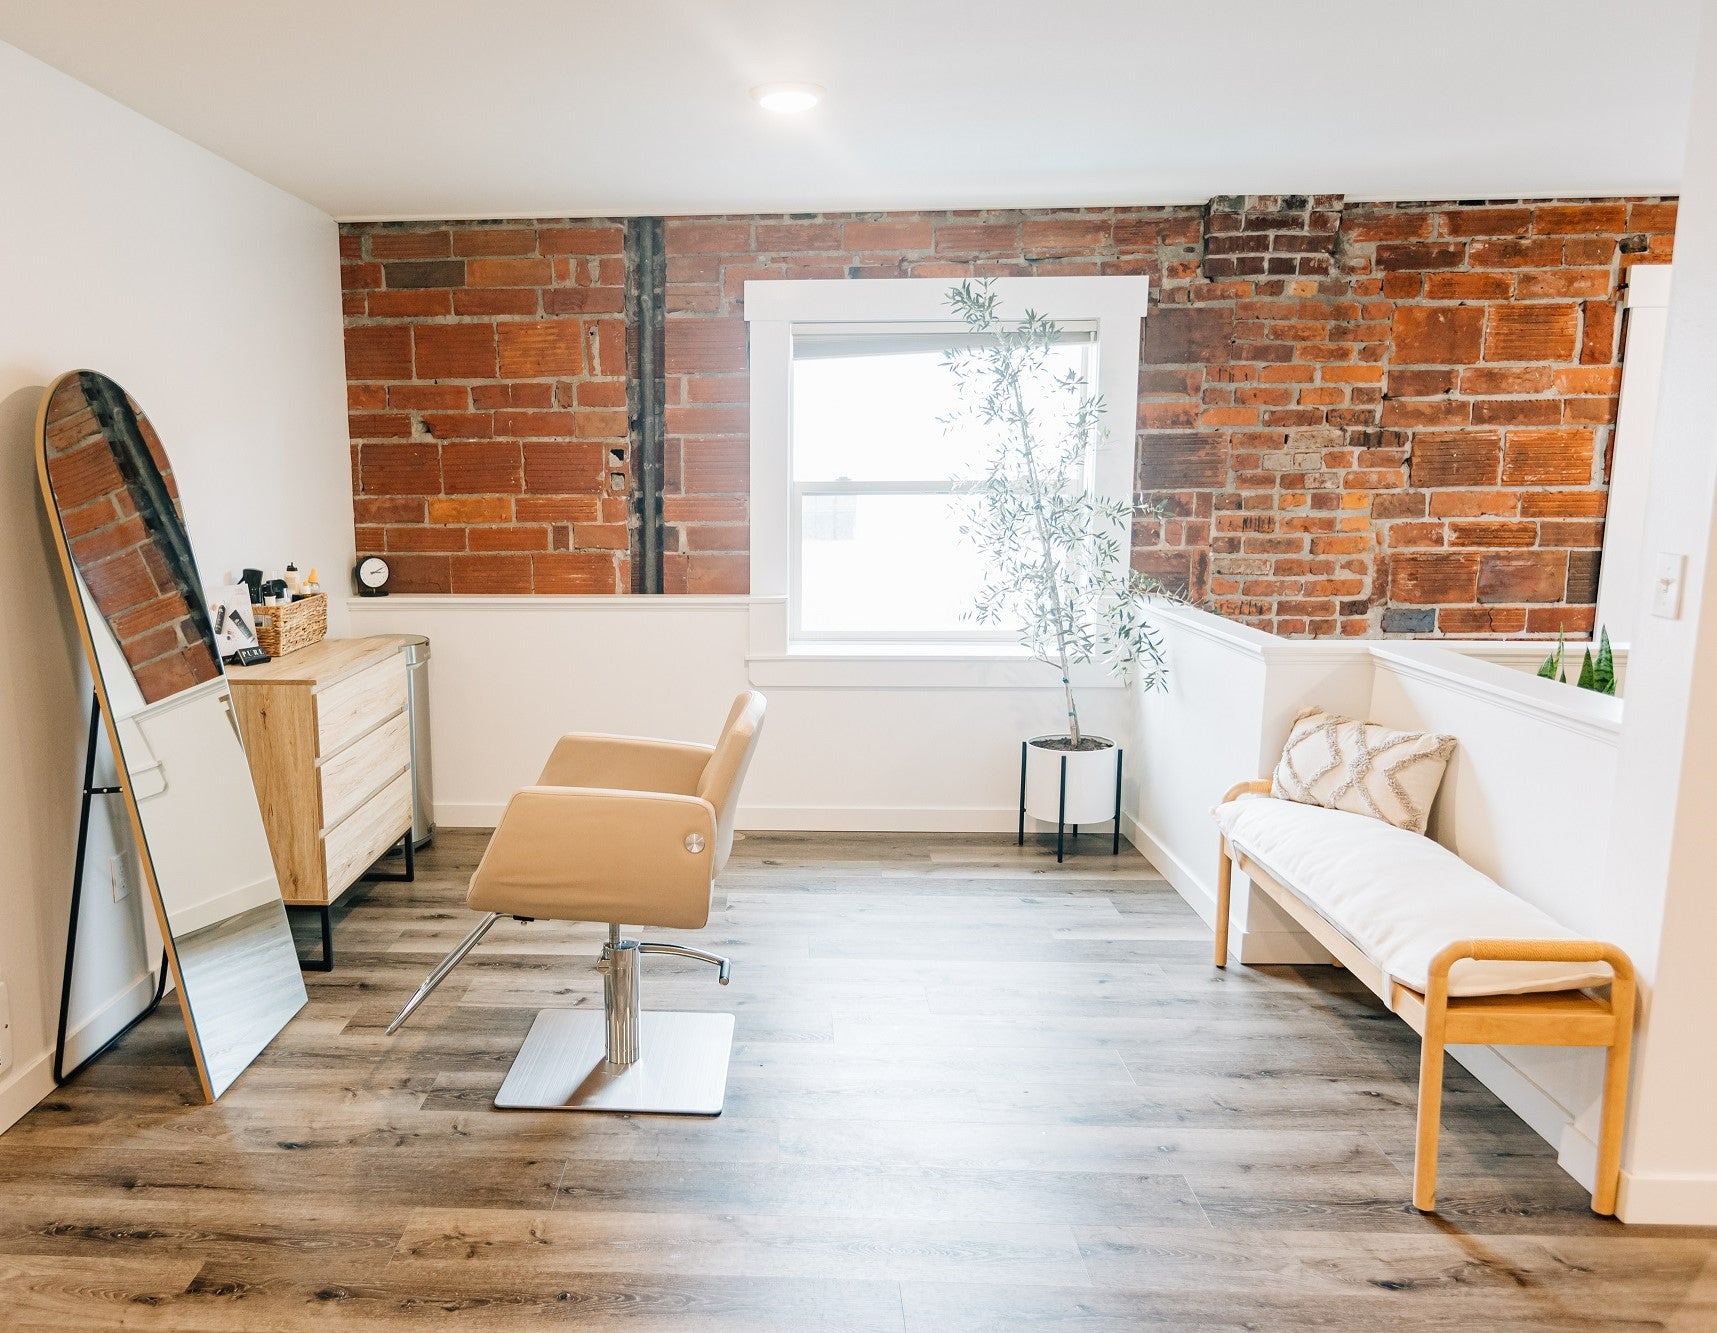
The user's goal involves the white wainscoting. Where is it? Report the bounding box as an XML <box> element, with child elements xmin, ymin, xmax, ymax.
<box><xmin>346</xmin><ymin>595</ymin><xmax>1129</xmax><ymax>832</ymax></box>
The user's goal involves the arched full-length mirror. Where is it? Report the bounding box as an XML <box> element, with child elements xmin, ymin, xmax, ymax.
<box><xmin>37</xmin><ymin>370</ymin><xmax>306</xmax><ymax>1100</ymax></box>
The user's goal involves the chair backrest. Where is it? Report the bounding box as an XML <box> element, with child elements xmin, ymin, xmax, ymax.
<box><xmin>697</xmin><ymin>690</ymin><xmax>766</xmax><ymax>873</ymax></box>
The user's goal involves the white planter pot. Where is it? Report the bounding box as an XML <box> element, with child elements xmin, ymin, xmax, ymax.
<box><xmin>1022</xmin><ymin>734</ymin><xmax>1120</xmax><ymax>826</ymax></box>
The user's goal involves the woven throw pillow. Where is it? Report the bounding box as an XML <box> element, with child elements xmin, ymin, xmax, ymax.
<box><xmin>1271</xmin><ymin>706</ymin><xmax>1455</xmax><ymax>835</ymax></box>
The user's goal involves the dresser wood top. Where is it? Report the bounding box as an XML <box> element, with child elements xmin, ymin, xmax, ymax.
<box><xmin>227</xmin><ymin>634</ymin><xmax>414</xmax><ymax>690</ymax></box>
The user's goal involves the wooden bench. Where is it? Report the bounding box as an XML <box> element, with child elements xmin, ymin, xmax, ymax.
<box><xmin>1214</xmin><ymin>778</ymin><xmax>1636</xmax><ymax>1216</ymax></box>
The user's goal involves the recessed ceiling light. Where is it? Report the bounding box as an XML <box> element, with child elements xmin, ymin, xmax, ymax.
<box><xmin>752</xmin><ymin>82</ymin><xmax>823</xmax><ymax>115</ymax></box>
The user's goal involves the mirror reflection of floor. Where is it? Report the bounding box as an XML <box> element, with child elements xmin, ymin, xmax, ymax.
<box><xmin>173</xmin><ymin>901</ymin><xmax>305</xmax><ymax>1094</ymax></box>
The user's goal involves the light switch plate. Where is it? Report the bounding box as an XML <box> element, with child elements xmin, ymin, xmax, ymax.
<box><xmin>110</xmin><ymin>852</ymin><xmax>133</xmax><ymax>902</ymax></box>
<box><xmin>1652</xmin><ymin>552</ymin><xmax>1687</xmax><ymax>619</ymax></box>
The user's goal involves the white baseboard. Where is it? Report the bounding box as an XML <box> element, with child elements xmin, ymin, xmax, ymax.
<box><xmin>0</xmin><ymin>968</ymin><xmax>165</xmax><ymax>1138</ymax></box>
<box><xmin>0</xmin><ymin>1050</ymin><xmax>55</xmax><ymax>1137</ymax></box>
<box><xmin>1619</xmin><ymin>1169</ymin><xmax>1717</xmax><ymax>1225</ymax></box>
<box><xmin>1124</xmin><ymin>813</ymin><xmax>1213</xmax><ymax>922</ymax></box>
<box><xmin>1449</xmin><ymin>1043</ymin><xmax>1596</xmax><ymax>1192</ymax></box>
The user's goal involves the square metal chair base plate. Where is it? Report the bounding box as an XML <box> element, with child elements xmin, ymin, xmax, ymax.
<box><xmin>495</xmin><ymin>1010</ymin><xmax>735</xmax><ymax>1115</ymax></box>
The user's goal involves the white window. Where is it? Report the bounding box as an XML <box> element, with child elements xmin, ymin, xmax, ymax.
<box><xmin>746</xmin><ymin>277</ymin><xmax>1149</xmax><ymax>668</ymax></box>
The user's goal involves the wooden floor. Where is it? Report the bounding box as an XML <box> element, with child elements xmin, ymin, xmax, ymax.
<box><xmin>3</xmin><ymin>830</ymin><xmax>1715</xmax><ymax>1329</ymax></box>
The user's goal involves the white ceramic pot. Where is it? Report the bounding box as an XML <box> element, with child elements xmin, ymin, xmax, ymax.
<box><xmin>1022</xmin><ymin>734</ymin><xmax>1120</xmax><ymax>826</ymax></box>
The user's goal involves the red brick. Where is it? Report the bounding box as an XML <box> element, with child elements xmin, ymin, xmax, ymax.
<box><xmin>1391</xmin><ymin>553</ymin><xmax>1480</xmax><ymax>603</ymax></box>
<box><xmin>386</xmin><ymin>525</ymin><xmax>467</xmax><ymax>552</ymax></box>
<box><xmin>428</xmin><ymin>496</ymin><xmax>510</xmax><ymax>524</ymax></box>
<box><xmin>1145</xmin><ymin>307</ymin><xmax>1234</xmax><ymax>364</ymax></box>
<box><xmin>497</xmin><ymin>320</ymin><xmax>584</xmax><ymax>377</ymax></box>
<box><xmin>1391</xmin><ymin>306</ymin><xmax>1484</xmax><ymax>363</ymax></box>
<box><xmin>359</xmin><ymin>443</ymin><xmax>439</xmax><ymax>494</ymax></box>
<box><xmin>368</xmin><ymin>290</ymin><xmax>453</xmax><ymax>318</ymax></box>
<box><xmin>414</xmin><ymin>323</ymin><xmax>497</xmax><ymax>378</ymax></box>
<box><xmin>452</xmin><ymin>227</ymin><xmax>538</xmax><ymax>256</ymax></box>
<box><xmin>385</xmin><ymin>554</ymin><xmax>452</xmax><ymax>593</ymax></box>
<box><xmin>370</xmin><ymin>230</ymin><xmax>452</xmax><ymax>259</ymax></box>
<box><xmin>468</xmin><ymin>525</ymin><xmax>551</xmax><ymax>552</ymax></box>
<box><xmin>1439</xmin><ymin>207</ymin><xmax>1533</xmax><ymax>238</ymax></box>
<box><xmin>450</xmin><ymin>554</ymin><xmax>534</xmax><ymax>594</ymax></box>
<box><xmin>523</xmin><ymin>441</ymin><xmax>605</xmax><ymax>491</ymax></box>
<box><xmin>453</xmin><ymin>288</ymin><xmax>539</xmax><ymax>317</ymax></box>
<box><xmin>1501</xmin><ymin>429</ymin><xmax>1594</xmax><ymax>485</ymax></box>
<box><xmin>1484</xmin><ymin>305</ymin><xmax>1578</xmax><ymax>361</ymax></box>
<box><xmin>665</xmin><ymin>318</ymin><xmax>747</xmax><ymax>374</ymax></box>
<box><xmin>1022</xmin><ymin>219</ymin><xmax>1112</xmax><ymax>256</ymax></box>
<box><xmin>1409</xmin><ymin>431</ymin><xmax>1502</xmax><ymax>487</ymax></box>
<box><xmin>841</xmin><ymin>220</ymin><xmax>934</xmax><ymax>252</ymax></box>
<box><xmin>1534</xmin><ymin>203</ymin><xmax>1628</xmax><ymax>234</ymax></box>
<box><xmin>667</xmin><ymin>221</ymin><xmax>751</xmax><ymax>254</ymax></box>
<box><xmin>539</xmin><ymin>225</ymin><xmax>625</xmax><ymax>255</ymax></box>
<box><xmin>1479</xmin><ymin>550</ymin><xmax>1568</xmax><ymax>602</ymax></box>
<box><xmin>442</xmin><ymin>442</ymin><xmax>522</xmax><ymax>493</ymax></box>
<box><xmin>346</xmin><ymin>326</ymin><xmax>413</xmax><ymax>380</ymax></box>
<box><xmin>534</xmin><ymin>551</ymin><xmax>621</xmax><ymax>592</ymax></box>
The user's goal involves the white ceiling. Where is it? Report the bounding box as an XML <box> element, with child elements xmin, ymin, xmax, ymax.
<box><xmin>0</xmin><ymin>1</ymin><xmax>1701</xmax><ymax>221</ymax></box>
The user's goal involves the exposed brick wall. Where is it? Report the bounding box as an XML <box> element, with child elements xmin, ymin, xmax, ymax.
<box><xmin>341</xmin><ymin>221</ymin><xmax>632</xmax><ymax>593</ymax></box>
<box><xmin>342</xmin><ymin>195</ymin><xmax>1675</xmax><ymax>634</ymax></box>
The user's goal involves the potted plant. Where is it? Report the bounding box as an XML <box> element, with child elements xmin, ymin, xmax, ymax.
<box><xmin>943</xmin><ymin>281</ymin><xmax>1169</xmax><ymax>857</ymax></box>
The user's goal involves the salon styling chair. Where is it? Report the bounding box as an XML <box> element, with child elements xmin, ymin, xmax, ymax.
<box><xmin>388</xmin><ymin>691</ymin><xmax>765</xmax><ymax>1115</ymax></box>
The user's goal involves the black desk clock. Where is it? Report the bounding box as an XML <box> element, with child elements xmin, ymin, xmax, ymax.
<box><xmin>354</xmin><ymin>555</ymin><xmax>391</xmax><ymax>597</ymax></box>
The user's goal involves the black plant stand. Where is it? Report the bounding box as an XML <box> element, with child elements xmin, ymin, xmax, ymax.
<box><xmin>1017</xmin><ymin>741</ymin><xmax>1125</xmax><ymax>863</ymax></box>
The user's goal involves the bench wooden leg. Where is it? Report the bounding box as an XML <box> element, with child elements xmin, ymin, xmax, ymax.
<box><xmin>1214</xmin><ymin>839</ymin><xmax>1232</xmax><ymax>968</ymax></box>
<box><xmin>1413</xmin><ymin>1007</ymin><xmax>1449</xmax><ymax>1212</ymax></box>
<box><xmin>1592</xmin><ymin>974</ymin><xmax>1636</xmax><ymax>1216</ymax></box>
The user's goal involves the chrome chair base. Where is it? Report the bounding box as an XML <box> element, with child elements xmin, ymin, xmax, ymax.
<box><xmin>495</xmin><ymin>1009</ymin><xmax>734</xmax><ymax>1115</ymax></box>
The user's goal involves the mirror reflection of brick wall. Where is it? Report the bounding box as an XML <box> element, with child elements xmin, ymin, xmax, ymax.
<box><xmin>44</xmin><ymin>377</ymin><xmax>221</xmax><ymax>703</ymax></box>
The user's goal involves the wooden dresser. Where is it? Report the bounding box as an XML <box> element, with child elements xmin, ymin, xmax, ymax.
<box><xmin>228</xmin><ymin>636</ymin><xmax>414</xmax><ymax>966</ymax></box>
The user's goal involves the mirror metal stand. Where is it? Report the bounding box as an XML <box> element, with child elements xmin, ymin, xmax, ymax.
<box><xmin>54</xmin><ymin>692</ymin><xmax>168</xmax><ymax>1084</ymax></box>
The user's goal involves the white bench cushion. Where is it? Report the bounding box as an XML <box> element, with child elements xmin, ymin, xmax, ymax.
<box><xmin>1214</xmin><ymin>796</ymin><xmax>1613</xmax><ymax>997</ymax></box>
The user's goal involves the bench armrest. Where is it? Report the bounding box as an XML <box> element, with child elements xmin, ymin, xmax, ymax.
<box><xmin>1221</xmin><ymin>778</ymin><xmax>1273</xmax><ymax>805</ymax></box>
<box><xmin>468</xmin><ymin>785</ymin><xmax>718</xmax><ymax>929</ymax></box>
<box><xmin>1424</xmin><ymin>938</ymin><xmax>1635</xmax><ymax>1010</ymax></box>
<box><xmin>537</xmin><ymin>733</ymin><xmax>714</xmax><ymax>795</ymax></box>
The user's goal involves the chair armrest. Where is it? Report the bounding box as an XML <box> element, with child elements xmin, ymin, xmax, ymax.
<box><xmin>468</xmin><ymin>786</ymin><xmax>718</xmax><ymax>930</ymax></box>
<box><xmin>536</xmin><ymin>733</ymin><xmax>714</xmax><ymax>795</ymax></box>
<box><xmin>1221</xmin><ymin>778</ymin><xmax>1273</xmax><ymax>804</ymax></box>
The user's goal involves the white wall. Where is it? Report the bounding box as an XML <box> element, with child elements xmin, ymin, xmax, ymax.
<box><xmin>0</xmin><ymin>40</ymin><xmax>352</xmax><ymax>1132</ymax></box>
<box><xmin>346</xmin><ymin>595</ymin><xmax>1131</xmax><ymax>832</ymax></box>
<box><xmin>1599</xmin><ymin>0</ymin><xmax>1717</xmax><ymax>1226</ymax></box>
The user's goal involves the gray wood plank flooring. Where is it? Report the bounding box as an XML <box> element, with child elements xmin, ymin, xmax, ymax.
<box><xmin>1</xmin><ymin>828</ymin><xmax>1713</xmax><ymax>1329</ymax></box>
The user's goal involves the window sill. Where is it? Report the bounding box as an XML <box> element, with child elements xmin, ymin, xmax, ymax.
<box><xmin>746</xmin><ymin>643</ymin><xmax>1124</xmax><ymax>690</ymax></box>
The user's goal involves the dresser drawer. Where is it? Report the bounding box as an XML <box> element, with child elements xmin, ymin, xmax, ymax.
<box><xmin>316</xmin><ymin>654</ymin><xmax>406</xmax><ymax>756</ymax></box>
<box><xmin>323</xmin><ymin>768</ymin><xmax>412</xmax><ymax>900</ymax></box>
<box><xmin>319</xmin><ymin>709</ymin><xmax>409</xmax><ymax>831</ymax></box>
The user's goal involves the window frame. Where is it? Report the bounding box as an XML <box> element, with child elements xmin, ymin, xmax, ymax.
<box><xmin>745</xmin><ymin>276</ymin><xmax>1151</xmax><ymax>659</ymax></box>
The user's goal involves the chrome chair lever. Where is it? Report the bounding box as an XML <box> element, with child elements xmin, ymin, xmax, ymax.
<box><xmin>638</xmin><ymin>941</ymin><xmax>731</xmax><ymax>985</ymax></box>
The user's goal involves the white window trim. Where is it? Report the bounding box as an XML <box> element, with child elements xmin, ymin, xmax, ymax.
<box><xmin>744</xmin><ymin>276</ymin><xmax>1151</xmax><ymax>684</ymax></box>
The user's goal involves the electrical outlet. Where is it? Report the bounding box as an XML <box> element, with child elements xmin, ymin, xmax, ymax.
<box><xmin>110</xmin><ymin>852</ymin><xmax>133</xmax><ymax>902</ymax></box>
<box><xmin>0</xmin><ymin>981</ymin><xmax>11</xmax><ymax>1076</ymax></box>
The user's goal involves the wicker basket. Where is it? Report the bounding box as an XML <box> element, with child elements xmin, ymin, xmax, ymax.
<box><xmin>252</xmin><ymin>592</ymin><xmax>328</xmax><ymax>657</ymax></box>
